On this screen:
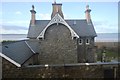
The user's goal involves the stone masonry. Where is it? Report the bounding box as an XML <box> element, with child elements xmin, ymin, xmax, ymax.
<box><xmin>38</xmin><ymin>24</ymin><xmax>77</xmax><ymax>64</ymax></box>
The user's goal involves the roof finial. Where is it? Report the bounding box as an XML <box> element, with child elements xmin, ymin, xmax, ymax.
<box><xmin>54</xmin><ymin>0</ymin><xmax>56</xmax><ymax>4</ymax></box>
<box><xmin>86</xmin><ymin>5</ymin><xmax>89</xmax><ymax>10</ymax></box>
<box><xmin>32</xmin><ymin>5</ymin><xmax>34</xmax><ymax>10</ymax></box>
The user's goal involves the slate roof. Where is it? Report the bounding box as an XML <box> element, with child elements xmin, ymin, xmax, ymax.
<box><xmin>27</xmin><ymin>19</ymin><xmax>97</xmax><ymax>38</ymax></box>
<box><xmin>27</xmin><ymin>20</ymin><xmax>50</xmax><ymax>38</ymax></box>
<box><xmin>26</xmin><ymin>39</ymin><xmax>40</xmax><ymax>53</ymax></box>
<box><xmin>1</xmin><ymin>40</ymin><xmax>39</xmax><ymax>67</ymax></box>
<box><xmin>66</xmin><ymin>20</ymin><xmax>97</xmax><ymax>37</ymax></box>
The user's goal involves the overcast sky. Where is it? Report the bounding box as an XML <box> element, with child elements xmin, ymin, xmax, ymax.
<box><xmin>0</xmin><ymin>0</ymin><xmax>119</xmax><ymax>34</ymax></box>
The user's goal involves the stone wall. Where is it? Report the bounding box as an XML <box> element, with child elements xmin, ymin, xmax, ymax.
<box><xmin>39</xmin><ymin>24</ymin><xmax>77</xmax><ymax>64</ymax></box>
<box><xmin>77</xmin><ymin>37</ymin><xmax>96</xmax><ymax>63</ymax></box>
<box><xmin>26</xmin><ymin>23</ymin><xmax>96</xmax><ymax>65</ymax></box>
<box><xmin>2</xmin><ymin>59</ymin><xmax>119</xmax><ymax>79</ymax></box>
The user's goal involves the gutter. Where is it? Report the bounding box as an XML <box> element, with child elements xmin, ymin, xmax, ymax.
<box><xmin>25</xmin><ymin>41</ymin><xmax>36</xmax><ymax>54</ymax></box>
<box><xmin>0</xmin><ymin>52</ymin><xmax>21</xmax><ymax>67</ymax></box>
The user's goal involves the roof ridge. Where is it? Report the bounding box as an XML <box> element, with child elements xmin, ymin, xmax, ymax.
<box><xmin>24</xmin><ymin>41</ymin><xmax>36</xmax><ymax>54</ymax></box>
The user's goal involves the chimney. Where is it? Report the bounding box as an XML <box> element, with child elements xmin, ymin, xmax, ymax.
<box><xmin>51</xmin><ymin>1</ymin><xmax>64</xmax><ymax>19</ymax></box>
<box><xmin>30</xmin><ymin>5</ymin><xmax>36</xmax><ymax>26</ymax></box>
<box><xmin>85</xmin><ymin>5</ymin><xmax>91</xmax><ymax>25</ymax></box>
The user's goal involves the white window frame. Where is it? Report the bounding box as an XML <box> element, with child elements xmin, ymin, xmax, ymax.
<box><xmin>86</xmin><ymin>38</ymin><xmax>90</xmax><ymax>45</ymax></box>
<box><xmin>78</xmin><ymin>38</ymin><xmax>83</xmax><ymax>45</ymax></box>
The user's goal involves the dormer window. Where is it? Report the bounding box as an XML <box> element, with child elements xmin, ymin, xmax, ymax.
<box><xmin>86</xmin><ymin>39</ymin><xmax>90</xmax><ymax>45</ymax></box>
<box><xmin>78</xmin><ymin>38</ymin><xmax>83</xmax><ymax>45</ymax></box>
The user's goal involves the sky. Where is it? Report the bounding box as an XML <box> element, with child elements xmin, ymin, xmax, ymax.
<box><xmin>0</xmin><ymin>0</ymin><xmax>119</xmax><ymax>34</ymax></box>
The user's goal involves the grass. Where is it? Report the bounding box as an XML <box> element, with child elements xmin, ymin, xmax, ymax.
<box><xmin>97</xmin><ymin>49</ymin><xmax>118</xmax><ymax>62</ymax></box>
<box><xmin>106</xmin><ymin>51</ymin><xmax>118</xmax><ymax>57</ymax></box>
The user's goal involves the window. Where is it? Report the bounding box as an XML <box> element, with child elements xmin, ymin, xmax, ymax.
<box><xmin>78</xmin><ymin>39</ymin><xmax>83</xmax><ymax>45</ymax></box>
<box><xmin>86</xmin><ymin>39</ymin><xmax>90</xmax><ymax>45</ymax></box>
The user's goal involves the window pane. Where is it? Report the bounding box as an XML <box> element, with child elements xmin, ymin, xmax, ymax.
<box><xmin>86</xmin><ymin>39</ymin><xmax>90</xmax><ymax>45</ymax></box>
<box><xmin>79</xmin><ymin>38</ymin><xmax>82</xmax><ymax>45</ymax></box>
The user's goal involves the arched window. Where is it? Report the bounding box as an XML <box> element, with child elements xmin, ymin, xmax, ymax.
<box><xmin>86</xmin><ymin>38</ymin><xmax>90</xmax><ymax>45</ymax></box>
<box><xmin>78</xmin><ymin>38</ymin><xmax>83</xmax><ymax>45</ymax></box>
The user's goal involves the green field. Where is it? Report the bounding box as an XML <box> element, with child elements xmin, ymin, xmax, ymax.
<box><xmin>96</xmin><ymin>42</ymin><xmax>119</xmax><ymax>62</ymax></box>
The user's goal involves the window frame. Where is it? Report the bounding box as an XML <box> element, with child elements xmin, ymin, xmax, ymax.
<box><xmin>86</xmin><ymin>38</ymin><xmax>90</xmax><ymax>45</ymax></box>
<box><xmin>78</xmin><ymin>38</ymin><xmax>83</xmax><ymax>45</ymax></box>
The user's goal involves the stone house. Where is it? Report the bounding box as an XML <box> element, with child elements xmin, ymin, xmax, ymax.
<box><xmin>1</xmin><ymin>2</ymin><xmax>97</xmax><ymax>67</ymax></box>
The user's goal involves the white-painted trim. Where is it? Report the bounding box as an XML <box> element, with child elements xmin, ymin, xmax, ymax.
<box><xmin>37</xmin><ymin>13</ymin><xmax>79</xmax><ymax>39</ymax></box>
<box><xmin>25</xmin><ymin>41</ymin><xmax>36</xmax><ymax>54</ymax></box>
<box><xmin>0</xmin><ymin>52</ymin><xmax>21</xmax><ymax>67</ymax></box>
<box><xmin>86</xmin><ymin>43</ymin><xmax>90</xmax><ymax>45</ymax></box>
<box><xmin>78</xmin><ymin>38</ymin><xmax>83</xmax><ymax>45</ymax></box>
<box><xmin>86</xmin><ymin>38</ymin><xmax>90</xmax><ymax>45</ymax></box>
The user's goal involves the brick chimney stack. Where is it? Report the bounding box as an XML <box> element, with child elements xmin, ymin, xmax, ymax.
<box><xmin>85</xmin><ymin>5</ymin><xmax>91</xmax><ymax>25</ymax></box>
<box><xmin>51</xmin><ymin>1</ymin><xmax>64</xmax><ymax>19</ymax></box>
<box><xmin>30</xmin><ymin>5</ymin><xmax>36</xmax><ymax>26</ymax></box>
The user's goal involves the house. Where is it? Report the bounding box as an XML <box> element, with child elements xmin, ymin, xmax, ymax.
<box><xmin>1</xmin><ymin>2</ymin><xmax>97</xmax><ymax>67</ymax></box>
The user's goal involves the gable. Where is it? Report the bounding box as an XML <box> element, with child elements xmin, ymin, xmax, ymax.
<box><xmin>38</xmin><ymin>23</ymin><xmax>78</xmax><ymax>64</ymax></box>
<box><xmin>27</xmin><ymin>19</ymin><xmax>97</xmax><ymax>39</ymax></box>
<box><xmin>37</xmin><ymin>13</ymin><xmax>79</xmax><ymax>39</ymax></box>
<box><xmin>44</xmin><ymin>23</ymin><xmax>71</xmax><ymax>39</ymax></box>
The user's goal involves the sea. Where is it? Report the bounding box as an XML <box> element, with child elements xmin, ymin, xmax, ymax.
<box><xmin>0</xmin><ymin>33</ymin><xmax>119</xmax><ymax>42</ymax></box>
